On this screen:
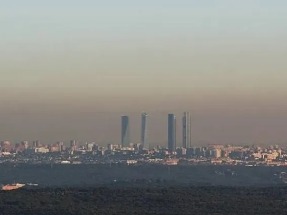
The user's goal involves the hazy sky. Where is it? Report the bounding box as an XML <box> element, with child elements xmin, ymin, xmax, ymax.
<box><xmin>1</xmin><ymin>0</ymin><xmax>287</xmax><ymax>146</ymax></box>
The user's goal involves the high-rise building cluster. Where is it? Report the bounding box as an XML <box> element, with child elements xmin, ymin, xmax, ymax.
<box><xmin>121</xmin><ymin>112</ymin><xmax>191</xmax><ymax>151</ymax></box>
<box><xmin>167</xmin><ymin>112</ymin><xmax>191</xmax><ymax>152</ymax></box>
<box><xmin>121</xmin><ymin>113</ymin><xmax>149</xmax><ymax>150</ymax></box>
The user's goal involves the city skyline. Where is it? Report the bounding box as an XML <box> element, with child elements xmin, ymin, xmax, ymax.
<box><xmin>1</xmin><ymin>110</ymin><xmax>287</xmax><ymax>147</ymax></box>
<box><xmin>1</xmin><ymin>2</ymin><xmax>287</xmax><ymax>214</ymax></box>
<box><xmin>1</xmin><ymin>1</ymin><xmax>287</xmax><ymax>145</ymax></box>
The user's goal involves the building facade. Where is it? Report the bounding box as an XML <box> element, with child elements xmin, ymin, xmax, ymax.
<box><xmin>141</xmin><ymin>112</ymin><xmax>148</xmax><ymax>150</ymax></box>
<box><xmin>182</xmin><ymin>112</ymin><xmax>191</xmax><ymax>148</ymax></box>
<box><xmin>121</xmin><ymin>115</ymin><xmax>130</xmax><ymax>147</ymax></box>
<box><xmin>168</xmin><ymin>114</ymin><xmax>176</xmax><ymax>152</ymax></box>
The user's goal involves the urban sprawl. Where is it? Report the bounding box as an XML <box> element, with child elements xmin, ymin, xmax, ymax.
<box><xmin>0</xmin><ymin>112</ymin><xmax>286</xmax><ymax>166</ymax></box>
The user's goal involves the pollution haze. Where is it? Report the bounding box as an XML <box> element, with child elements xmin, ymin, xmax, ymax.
<box><xmin>0</xmin><ymin>0</ymin><xmax>287</xmax><ymax>146</ymax></box>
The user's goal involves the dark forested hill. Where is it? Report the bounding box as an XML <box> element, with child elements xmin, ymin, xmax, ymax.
<box><xmin>0</xmin><ymin>186</ymin><xmax>287</xmax><ymax>215</ymax></box>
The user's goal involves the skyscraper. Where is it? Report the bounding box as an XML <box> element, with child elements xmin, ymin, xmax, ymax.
<box><xmin>121</xmin><ymin>115</ymin><xmax>130</xmax><ymax>147</ymax></box>
<box><xmin>168</xmin><ymin>114</ymin><xmax>176</xmax><ymax>152</ymax></box>
<box><xmin>182</xmin><ymin>112</ymin><xmax>191</xmax><ymax>148</ymax></box>
<box><xmin>141</xmin><ymin>112</ymin><xmax>148</xmax><ymax>150</ymax></box>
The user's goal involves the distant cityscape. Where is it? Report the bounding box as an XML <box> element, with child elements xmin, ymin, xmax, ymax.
<box><xmin>0</xmin><ymin>112</ymin><xmax>286</xmax><ymax>166</ymax></box>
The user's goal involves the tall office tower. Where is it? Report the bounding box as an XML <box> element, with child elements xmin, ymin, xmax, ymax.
<box><xmin>70</xmin><ymin>140</ymin><xmax>77</xmax><ymax>151</ymax></box>
<box><xmin>33</xmin><ymin>140</ymin><xmax>40</xmax><ymax>148</ymax></box>
<box><xmin>141</xmin><ymin>113</ymin><xmax>148</xmax><ymax>150</ymax></box>
<box><xmin>21</xmin><ymin>141</ymin><xmax>29</xmax><ymax>150</ymax></box>
<box><xmin>168</xmin><ymin>114</ymin><xmax>176</xmax><ymax>152</ymax></box>
<box><xmin>182</xmin><ymin>112</ymin><xmax>191</xmax><ymax>148</ymax></box>
<box><xmin>121</xmin><ymin>115</ymin><xmax>130</xmax><ymax>147</ymax></box>
<box><xmin>57</xmin><ymin>141</ymin><xmax>64</xmax><ymax>152</ymax></box>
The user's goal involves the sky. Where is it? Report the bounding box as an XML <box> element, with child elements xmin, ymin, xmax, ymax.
<box><xmin>0</xmin><ymin>0</ymin><xmax>287</xmax><ymax>146</ymax></box>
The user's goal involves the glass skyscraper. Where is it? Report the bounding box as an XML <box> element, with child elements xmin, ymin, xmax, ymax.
<box><xmin>182</xmin><ymin>112</ymin><xmax>191</xmax><ymax>148</ymax></box>
<box><xmin>141</xmin><ymin>113</ymin><xmax>148</xmax><ymax>150</ymax></box>
<box><xmin>168</xmin><ymin>114</ymin><xmax>176</xmax><ymax>152</ymax></box>
<box><xmin>121</xmin><ymin>115</ymin><xmax>130</xmax><ymax>147</ymax></box>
